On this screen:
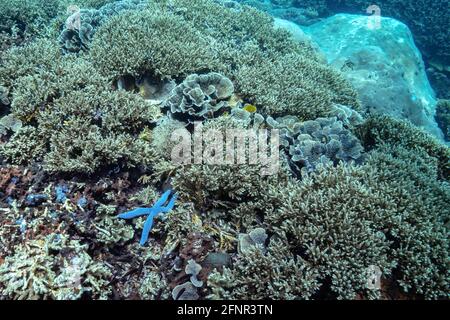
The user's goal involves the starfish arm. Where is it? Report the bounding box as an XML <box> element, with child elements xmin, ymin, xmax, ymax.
<box><xmin>160</xmin><ymin>193</ymin><xmax>178</xmax><ymax>213</ymax></box>
<box><xmin>117</xmin><ymin>207</ymin><xmax>152</xmax><ymax>219</ymax></box>
<box><xmin>153</xmin><ymin>190</ymin><xmax>172</xmax><ymax>209</ymax></box>
<box><xmin>139</xmin><ymin>214</ymin><xmax>155</xmax><ymax>246</ymax></box>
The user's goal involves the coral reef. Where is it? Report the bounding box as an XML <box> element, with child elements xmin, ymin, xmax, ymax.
<box><xmin>330</xmin><ymin>1</ymin><xmax>450</xmax><ymax>69</ymax></box>
<box><xmin>261</xmin><ymin>148</ymin><xmax>449</xmax><ymax>299</ymax></box>
<box><xmin>0</xmin><ymin>0</ymin><xmax>60</xmax><ymax>38</ymax></box>
<box><xmin>0</xmin><ymin>0</ymin><xmax>448</xmax><ymax>301</ymax></box>
<box><xmin>90</xmin><ymin>0</ymin><xmax>359</xmax><ymax>119</ymax></box>
<box><xmin>234</xmin><ymin>53</ymin><xmax>360</xmax><ymax>118</ymax></box>
<box><xmin>0</xmin><ymin>38</ymin><xmax>162</xmax><ymax>173</ymax></box>
<box><xmin>208</xmin><ymin>239</ymin><xmax>320</xmax><ymax>300</ymax></box>
<box><xmin>357</xmin><ymin>115</ymin><xmax>450</xmax><ymax>179</ymax></box>
<box><xmin>0</xmin><ymin>233</ymin><xmax>112</xmax><ymax>300</ymax></box>
<box><xmin>436</xmin><ymin>100</ymin><xmax>450</xmax><ymax>141</ymax></box>
<box><xmin>59</xmin><ymin>0</ymin><xmax>148</xmax><ymax>53</ymax></box>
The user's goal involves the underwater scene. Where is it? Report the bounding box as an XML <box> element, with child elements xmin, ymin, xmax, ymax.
<box><xmin>0</xmin><ymin>0</ymin><xmax>449</xmax><ymax>302</ymax></box>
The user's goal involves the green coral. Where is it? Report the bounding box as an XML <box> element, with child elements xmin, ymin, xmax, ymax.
<box><xmin>0</xmin><ymin>0</ymin><xmax>60</xmax><ymax>36</ymax></box>
<box><xmin>208</xmin><ymin>239</ymin><xmax>320</xmax><ymax>300</ymax></box>
<box><xmin>0</xmin><ymin>38</ymin><xmax>162</xmax><ymax>173</ymax></box>
<box><xmin>90</xmin><ymin>0</ymin><xmax>359</xmax><ymax>118</ymax></box>
<box><xmin>357</xmin><ymin>115</ymin><xmax>450</xmax><ymax>180</ymax></box>
<box><xmin>436</xmin><ymin>99</ymin><xmax>450</xmax><ymax>141</ymax></box>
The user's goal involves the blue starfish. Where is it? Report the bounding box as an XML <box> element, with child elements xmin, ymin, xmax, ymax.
<box><xmin>117</xmin><ymin>190</ymin><xmax>177</xmax><ymax>246</ymax></box>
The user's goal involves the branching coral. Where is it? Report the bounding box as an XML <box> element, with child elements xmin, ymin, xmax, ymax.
<box><xmin>79</xmin><ymin>204</ymin><xmax>135</xmax><ymax>246</ymax></box>
<box><xmin>0</xmin><ymin>126</ymin><xmax>46</xmax><ymax>165</ymax></box>
<box><xmin>89</xmin><ymin>7</ymin><xmax>222</xmax><ymax>80</ymax></box>
<box><xmin>262</xmin><ymin>145</ymin><xmax>449</xmax><ymax>299</ymax></box>
<box><xmin>234</xmin><ymin>53</ymin><xmax>360</xmax><ymax>118</ymax></box>
<box><xmin>0</xmin><ymin>233</ymin><xmax>112</xmax><ymax>300</ymax></box>
<box><xmin>0</xmin><ymin>38</ymin><xmax>162</xmax><ymax>173</ymax></box>
<box><xmin>0</xmin><ymin>0</ymin><xmax>60</xmax><ymax>38</ymax></box>
<box><xmin>357</xmin><ymin>115</ymin><xmax>450</xmax><ymax>180</ymax></box>
<box><xmin>208</xmin><ymin>239</ymin><xmax>320</xmax><ymax>300</ymax></box>
<box><xmin>436</xmin><ymin>99</ymin><xmax>450</xmax><ymax>141</ymax></box>
<box><xmin>90</xmin><ymin>0</ymin><xmax>358</xmax><ymax>120</ymax></box>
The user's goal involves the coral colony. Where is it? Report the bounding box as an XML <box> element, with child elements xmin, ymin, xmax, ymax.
<box><xmin>0</xmin><ymin>0</ymin><xmax>449</xmax><ymax>300</ymax></box>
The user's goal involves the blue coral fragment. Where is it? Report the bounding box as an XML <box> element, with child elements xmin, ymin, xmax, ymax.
<box><xmin>118</xmin><ymin>190</ymin><xmax>177</xmax><ymax>246</ymax></box>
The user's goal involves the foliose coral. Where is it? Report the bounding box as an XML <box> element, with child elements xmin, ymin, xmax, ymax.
<box><xmin>165</xmin><ymin>73</ymin><xmax>234</xmax><ymax>123</ymax></box>
<box><xmin>59</xmin><ymin>0</ymin><xmax>148</xmax><ymax>53</ymax></box>
<box><xmin>268</xmin><ymin>116</ymin><xmax>365</xmax><ymax>175</ymax></box>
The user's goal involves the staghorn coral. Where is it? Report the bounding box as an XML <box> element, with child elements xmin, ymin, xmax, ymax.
<box><xmin>234</xmin><ymin>53</ymin><xmax>360</xmax><ymax>118</ymax></box>
<box><xmin>0</xmin><ymin>39</ymin><xmax>162</xmax><ymax>173</ymax></box>
<box><xmin>264</xmin><ymin>164</ymin><xmax>396</xmax><ymax>299</ymax></box>
<box><xmin>89</xmin><ymin>7</ymin><xmax>222</xmax><ymax>80</ymax></box>
<box><xmin>165</xmin><ymin>73</ymin><xmax>234</xmax><ymax>123</ymax></box>
<box><xmin>364</xmin><ymin>144</ymin><xmax>450</xmax><ymax>299</ymax></box>
<box><xmin>330</xmin><ymin>0</ymin><xmax>450</xmax><ymax>69</ymax></box>
<box><xmin>208</xmin><ymin>238</ymin><xmax>321</xmax><ymax>300</ymax></box>
<box><xmin>261</xmin><ymin>143</ymin><xmax>449</xmax><ymax>299</ymax></box>
<box><xmin>436</xmin><ymin>99</ymin><xmax>450</xmax><ymax>141</ymax></box>
<box><xmin>138</xmin><ymin>269</ymin><xmax>170</xmax><ymax>300</ymax></box>
<box><xmin>90</xmin><ymin>0</ymin><xmax>358</xmax><ymax>119</ymax></box>
<box><xmin>0</xmin><ymin>233</ymin><xmax>112</xmax><ymax>300</ymax></box>
<box><xmin>0</xmin><ymin>0</ymin><xmax>60</xmax><ymax>39</ymax></box>
<box><xmin>0</xmin><ymin>126</ymin><xmax>46</xmax><ymax>165</ymax></box>
<box><xmin>0</xmin><ymin>85</ymin><xmax>9</xmax><ymax>108</ymax></box>
<box><xmin>81</xmin><ymin>204</ymin><xmax>135</xmax><ymax>246</ymax></box>
<box><xmin>357</xmin><ymin>115</ymin><xmax>450</xmax><ymax>180</ymax></box>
